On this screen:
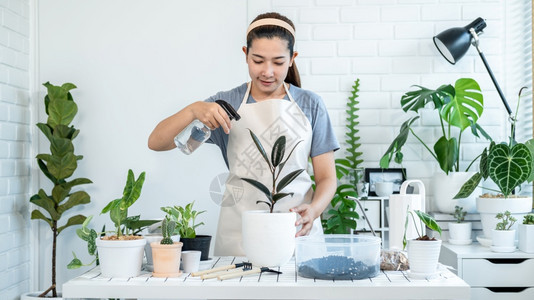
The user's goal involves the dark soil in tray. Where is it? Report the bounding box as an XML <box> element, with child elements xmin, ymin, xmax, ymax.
<box><xmin>298</xmin><ymin>255</ymin><xmax>379</xmax><ymax>280</ymax></box>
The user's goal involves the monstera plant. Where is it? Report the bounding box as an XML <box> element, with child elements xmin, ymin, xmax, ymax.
<box><xmin>30</xmin><ymin>82</ymin><xmax>92</xmax><ymax>298</ymax></box>
<box><xmin>380</xmin><ymin>78</ymin><xmax>489</xmax><ymax>174</ymax></box>
<box><xmin>241</xmin><ymin>129</ymin><xmax>305</xmax><ymax>213</ymax></box>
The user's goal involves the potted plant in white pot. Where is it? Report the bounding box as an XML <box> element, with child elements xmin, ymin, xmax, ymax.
<box><xmin>150</xmin><ymin>216</ymin><xmax>183</xmax><ymax>277</ymax></box>
<box><xmin>240</xmin><ymin>129</ymin><xmax>305</xmax><ymax>267</ymax></box>
<box><xmin>454</xmin><ymin>88</ymin><xmax>534</xmax><ymax>246</ymax></box>
<box><xmin>380</xmin><ymin>78</ymin><xmax>488</xmax><ymax>214</ymax></box>
<box><xmin>161</xmin><ymin>201</ymin><xmax>210</xmax><ymax>261</ymax></box>
<box><xmin>491</xmin><ymin>211</ymin><xmax>517</xmax><ymax>252</ymax></box>
<box><xmin>404</xmin><ymin>209</ymin><xmax>442</xmax><ymax>278</ymax></box>
<box><xmin>518</xmin><ymin>213</ymin><xmax>534</xmax><ymax>253</ymax></box>
<box><xmin>23</xmin><ymin>82</ymin><xmax>92</xmax><ymax>300</ymax></box>
<box><xmin>448</xmin><ymin>206</ymin><xmax>472</xmax><ymax>245</ymax></box>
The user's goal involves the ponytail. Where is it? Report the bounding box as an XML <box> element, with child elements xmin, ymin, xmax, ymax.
<box><xmin>285</xmin><ymin>63</ymin><xmax>301</xmax><ymax>88</ymax></box>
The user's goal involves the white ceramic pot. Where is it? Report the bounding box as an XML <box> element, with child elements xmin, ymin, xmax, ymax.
<box><xmin>492</xmin><ymin>229</ymin><xmax>516</xmax><ymax>247</ymax></box>
<box><xmin>407</xmin><ymin>239</ymin><xmax>442</xmax><ymax>277</ymax></box>
<box><xmin>375</xmin><ymin>182</ymin><xmax>393</xmax><ymax>197</ymax></box>
<box><xmin>448</xmin><ymin>222</ymin><xmax>472</xmax><ymax>242</ymax></box>
<box><xmin>95</xmin><ymin>237</ymin><xmax>146</xmax><ymax>278</ymax></box>
<box><xmin>242</xmin><ymin>210</ymin><xmax>296</xmax><ymax>267</ymax></box>
<box><xmin>518</xmin><ymin>224</ymin><xmax>534</xmax><ymax>253</ymax></box>
<box><xmin>20</xmin><ymin>292</ymin><xmax>62</xmax><ymax>299</ymax></box>
<box><xmin>431</xmin><ymin>171</ymin><xmax>479</xmax><ymax>213</ymax></box>
<box><xmin>477</xmin><ymin>197</ymin><xmax>532</xmax><ymax>242</ymax></box>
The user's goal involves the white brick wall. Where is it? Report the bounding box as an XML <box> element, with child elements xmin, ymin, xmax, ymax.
<box><xmin>271</xmin><ymin>0</ymin><xmax>514</xmax><ymax>210</ymax></box>
<box><xmin>0</xmin><ymin>0</ymin><xmax>31</xmax><ymax>299</ymax></box>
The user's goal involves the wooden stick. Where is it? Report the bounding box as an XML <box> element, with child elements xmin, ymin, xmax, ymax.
<box><xmin>201</xmin><ymin>268</ymin><xmax>244</xmax><ymax>280</ymax></box>
<box><xmin>218</xmin><ymin>268</ymin><xmax>261</xmax><ymax>281</ymax></box>
<box><xmin>191</xmin><ymin>264</ymin><xmax>237</xmax><ymax>277</ymax></box>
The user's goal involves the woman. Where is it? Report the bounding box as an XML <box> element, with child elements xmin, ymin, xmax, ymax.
<box><xmin>148</xmin><ymin>12</ymin><xmax>339</xmax><ymax>256</ymax></box>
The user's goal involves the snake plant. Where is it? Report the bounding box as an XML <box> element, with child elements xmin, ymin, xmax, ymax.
<box><xmin>454</xmin><ymin>87</ymin><xmax>534</xmax><ymax>199</ymax></box>
<box><xmin>380</xmin><ymin>78</ymin><xmax>490</xmax><ymax>175</ymax></box>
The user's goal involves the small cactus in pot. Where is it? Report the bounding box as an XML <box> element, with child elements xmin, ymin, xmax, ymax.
<box><xmin>160</xmin><ymin>216</ymin><xmax>176</xmax><ymax>245</ymax></box>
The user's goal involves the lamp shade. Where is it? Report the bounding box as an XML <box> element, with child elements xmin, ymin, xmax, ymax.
<box><xmin>433</xmin><ymin>17</ymin><xmax>487</xmax><ymax>65</ymax></box>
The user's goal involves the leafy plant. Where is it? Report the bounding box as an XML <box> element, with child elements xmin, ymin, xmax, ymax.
<box><xmin>30</xmin><ymin>82</ymin><xmax>92</xmax><ymax>298</ymax></box>
<box><xmin>380</xmin><ymin>78</ymin><xmax>489</xmax><ymax>175</ymax></box>
<box><xmin>454</xmin><ymin>88</ymin><xmax>534</xmax><ymax>199</ymax></box>
<box><xmin>523</xmin><ymin>214</ymin><xmax>534</xmax><ymax>225</ymax></box>
<box><xmin>101</xmin><ymin>169</ymin><xmax>158</xmax><ymax>237</ymax></box>
<box><xmin>67</xmin><ymin>216</ymin><xmax>99</xmax><ymax>270</ymax></box>
<box><xmin>321</xmin><ymin>79</ymin><xmax>362</xmax><ymax>234</ymax></box>
<box><xmin>240</xmin><ymin>129</ymin><xmax>305</xmax><ymax>213</ymax></box>
<box><xmin>495</xmin><ymin>211</ymin><xmax>517</xmax><ymax>230</ymax></box>
<box><xmin>161</xmin><ymin>201</ymin><xmax>206</xmax><ymax>238</ymax></box>
<box><xmin>160</xmin><ymin>216</ymin><xmax>176</xmax><ymax>244</ymax></box>
<box><xmin>403</xmin><ymin>210</ymin><xmax>442</xmax><ymax>250</ymax></box>
<box><xmin>452</xmin><ymin>206</ymin><xmax>467</xmax><ymax>223</ymax></box>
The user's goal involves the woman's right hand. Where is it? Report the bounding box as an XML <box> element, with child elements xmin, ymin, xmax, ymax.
<box><xmin>190</xmin><ymin>101</ymin><xmax>232</xmax><ymax>134</ymax></box>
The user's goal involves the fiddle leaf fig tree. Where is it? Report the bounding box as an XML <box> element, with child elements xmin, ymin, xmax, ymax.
<box><xmin>241</xmin><ymin>129</ymin><xmax>305</xmax><ymax>213</ymax></box>
<box><xmin>381</xmin><ymin>78</ymin><xmax>489</xmax><ymax>174</ymax></box>
<box><xmin>30</xmin><ymin>82</ymin><xmax>92</xmax><ymax>298</ymax></box>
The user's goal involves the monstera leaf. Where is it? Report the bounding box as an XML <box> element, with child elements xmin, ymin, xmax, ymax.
<box><xmin>401</xmin><ymin>84</ymin><xmax>454</xmax><ymax>112</ymax></box>
<box><xmin>488</xmin><ymin>143</ymin><xmax>532</xmax><ymax>197</ymax></box>
<box><xmin>440</xmin><ymin>78</ymin><xmax>483</xmax><ymax>131</ymax></box>
<box><xmin>380</xmin><ymin>116</ymin><xmax>419</xmax><ymax>168</ymax></box>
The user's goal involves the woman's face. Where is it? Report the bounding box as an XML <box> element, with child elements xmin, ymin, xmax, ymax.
<box><xmin>244</xmin><ymin>37</ymin><xmax>297</xmax><ymax>98</ymax></box>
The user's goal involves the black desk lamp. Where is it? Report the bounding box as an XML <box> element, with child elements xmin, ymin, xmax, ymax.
<box><xmin>433</xmin><ymin>17</ymin><xmax>515</xmax><ymax>127</ymax></box>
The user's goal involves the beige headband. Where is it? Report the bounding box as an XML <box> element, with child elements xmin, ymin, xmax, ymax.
<box><xmin>246</xmin><ymin>18</ymin><xmax>296</xmax><ymax>39</ymax></box>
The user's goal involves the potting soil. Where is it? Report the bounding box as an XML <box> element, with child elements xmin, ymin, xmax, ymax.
<box><xmin>298</xmin><ymin>255</ymin><xmax>379</xmax><ymax>280</ymax></box>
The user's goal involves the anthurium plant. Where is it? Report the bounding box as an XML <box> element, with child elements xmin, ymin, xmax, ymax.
<box><xmin>380</xmin><ymin>78</ymin><xmax>489</xmax><ymax>175</ymax></box>
<box><xmin>30</xmin><ymin>82</ymin><xmax>92</xmax><ymax>298</ymax></box>
<box><xmin>240</xmin><ymin>129</ymin><xmax>305</xmax><ymax>213</ymax></box>
<box><xmin>161</xmin><ymin>201</ymin><xmax>206</xmax><ymax>238</ymax></box>
<box><xmin>403</xmin><ymin>210</ymin><xmax>442</xmax><ymax>250</ymax></box>
<box><xmin>454</xmin><ymin>88</ymin><xmax>534</xmax><ymax>199</ymax></box>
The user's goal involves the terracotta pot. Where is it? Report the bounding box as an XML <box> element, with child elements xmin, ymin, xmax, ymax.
<box><xmin>151</xmin><ymin>241</ymin><xmax>183</xmax><ymax>277</ymax></box>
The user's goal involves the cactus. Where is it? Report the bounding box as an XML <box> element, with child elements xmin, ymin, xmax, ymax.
<box><xmin>452</xmin><ymin>206</ymin><xmax>467</xmax><ymax>223</ymax></box>
<box><xmin>523</xmin><ymin>213</ymin><xmax>534</xmax><ymax>225</ymax></box>
<box><xmin>160</xmin><ymin>216</ymin><xmax>176</xmax><ymax>245</ymax></box>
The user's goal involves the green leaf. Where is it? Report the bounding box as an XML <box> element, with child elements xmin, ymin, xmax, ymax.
<box><xmin>440</xmin><ymin>78</ymin><xmax>483</xmax><ymax>131</ymax></box>
<box><xmin>37</xmin><ymin>158</ymin><xmax>58</xmax><ymax>185</ymax></box>
<box><xmin>271</xmin><ymin>136</ymin><xmax>286</xmax><ymax>168</ymax></box>
<box><xmin>241</xmin><ymin>178</ymin><xmax>271</xmax><ymax>200</ymax></box>
<box><xmin>52</xmin><ymin>184</ymin><xmax>70</xmax><ymax>204</ymax></box>
<box><xmin>58</xmin><ymin>191</ymin><xmax>90</xmax><ymax>215</ymax></box>
<box><xmin>36</xmin><ymin>123</ymin><xmax>53</xmax><ymax>142</ymax></box>
<box><xmin>30</xmin><ymin>190</ymin><xmax>60</xmax><ymax>220</ymax></box>
<box><xmin>57</xmin><ymin>214</ymin><xmax>86</xmax><ymax>234</ymax></box>
<box><xmin>400</xmin><ymin>84</ymin><xmax>453</xmax><ymax>112</ymax></box>
<box><xmin>488</xmin><ymin>143</ymin><xmax>532</xmax><ymax>197</ymax></box>
<box><xmin>433</xmin><ymin>136</ymin><xmax>458</xmax><ymax>174</ymax></box>
<box><xmin>453</xmin><ymin>172</ymin><xmax>482</xmax><ymax>199</ymax></box>
<box><xmin>414</xmin><ymin>210</ymin><xmax>442</xmax><ymax>236</ymax></box>
<box><xmin>37</xmin><ymin>153</ymin><xmax>77</xmax><ymax>180</ymax></box>
<box><xmin>47</xmin><ymin>98</ymin><xmax>78</xmax><ymax>128</ymax></box>
<box><xmin>54</xmin><ymin>124</ymin><xmax>78</xmax><ymax>139</ymax></box>
<box><xmin>272</xmin><ymin>192</ymin><xmax>294</xmax><ymax>203</ymax></box>
<box><xmin>276</xmin><ymin>169</ymin><xmax>305</xmax><ymax>192</ymax></box>
<box><xmin>248</xmin><ymin>129</ymin><xmax>271</xmax><ymax>170</ymax></box>
<box><xmin>380</xmin><ymin>116</ymin><xmax>419</xmax><ymax>168</ymax></box>
<box><xmin>61</xmin><ymin>82</ymin><xmax>77</xmax><ymax>92</ymax></box>
<box><xmin>120</xmin><ymin>170</ymin><xmax>146</xmax><ymax>210</ymax></box>
<box><xmin>43</xmin><ymin>82</ymin><xmax>70</xmax><ymax>102</ymax></box>
<box><xmin>101</xmin><ymin>198</ymin><xmax>121</xmax><ymax>214</ymax></box>
<box><xmin>64</xmin><ymin>178</ymin><xmax>92</xmax><ymax>189</ymax></box>
<box><xmin>31</xmin><ymin>210</ymin><xmax>53</xmax><ymax>228</ymax></box>
<box><xmin>525</xmin><ymin>139</ymin><xmax>534</xmax><ymax>182</ymax></box>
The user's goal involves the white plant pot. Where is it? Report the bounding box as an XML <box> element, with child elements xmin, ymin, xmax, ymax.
<box><xmin>432</xmin><ymin>171</ymin><xmax>479</xmax><ymax>213</ymax></box>
<box><xmin>95</xmin><ymin>237</ymin><xmax>146</xmax><ymax>278</ymax></box>
<box><xmin>242</xmin><ymin>210</ymin><xmax>296</xmax><ymax>267</ymax></box>
<box><xmin>476</xmin><ymin>197</ymin><xmax>532</xmax><ymax>243</ymax></box>
<box><xmin>492</xmin><ymin>229</ymin><xmax>516</xmax><ymax>247</ymax></box>
<box><xmin>448</xmin><ymin>222</ymin><xmax>472</xmax><ymax>242</ymax></box>
<box><xmin>20</xmin><ymin>292</ymin><xmax>62</xmax><ymax>299</ymax></box>
<box><xmin>407</xmin><ymin>239</ymin><xmax>442</xmax><ymax>277</ymax></box>
<box><xmin>518</xmin><ymin>224</ymin><xmax>534</xmax><ymax>253</ymax></box>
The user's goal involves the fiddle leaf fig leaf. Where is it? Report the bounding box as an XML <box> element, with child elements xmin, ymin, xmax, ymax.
<box><xmin>271</xmin><ymin>136</ymin><xmax>286</xmax><ymax>168</ymax></box>
<box><xmin>440</xmin><ymin>78</ymin><xmax>483</xmax><ymax>131</ymax></box>
<box><xmin>434</xmin><ymin>136</ymin><xmax>458</xmax><ymax>175</ymax></box>
<box><xmin>48</xmin><ymin>99</ymin><xmax>78</xmax><ymax>128</ymax></box>
<box><xmin>57</xmin><ymin>214</ymin><xmax>86</xmax><ymax>235</ymax></box>
<box><xmin>58</xmin><ymin>191</ymin><xmax>90</xmax><ymax>215</ymax></box>
<box><xmin>488</xmin><ymin>143</ymin><xmax>532</xmax><ymax>197</ymax></box>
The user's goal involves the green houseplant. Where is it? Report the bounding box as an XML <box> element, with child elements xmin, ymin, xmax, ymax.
<box><xmin>150</xmin><ymin>216</ymin><xmax>183</xmax><ymax>277</ymax></box>
<box><xmin>519</xmin><ymin>213</ymin><xmax>534</xmax><ymax>253</ymax></box>
<box><xmin>448</xmin><ymin>206</ymin><xmax>472</xmax><ymax>244</ymax></box>
<box><xmin>161</xmin><ymin>201</ymin><xmax>211</xmax><ymax>260</ymax></box>
<box><xmin>380</xmin><ymin>78</ymin><xmax>488</xmax><ymax>214</ymax></box>
<box><xmin>29</xmin><ymin>82</ymin><xmax>92</xmax><ymax>298</ymax></box>
<box><xmin>492</xmin><ymin>211</ymin><xmax>517</xmax><ymax>251</ymax></box>
<box><xmin>404</xmin><ymin>210</ymin><xmax>443</xmax><ymax>277</ymax></box>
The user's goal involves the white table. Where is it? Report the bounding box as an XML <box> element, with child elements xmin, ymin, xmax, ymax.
<box><xmin>63</xmin><ymin>256</ymin><xmax>470</xmax><ymax>300</ymax></box>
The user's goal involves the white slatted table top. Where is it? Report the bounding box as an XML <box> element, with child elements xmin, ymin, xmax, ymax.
<box><xmin>62</xmin><ymin>256</ymin><xmax>469</xmax><ymax>299</ymax></box>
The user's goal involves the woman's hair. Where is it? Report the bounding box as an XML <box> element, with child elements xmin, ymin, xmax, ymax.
<box><xmin>246</xmin><ymin>12</ymin><xmax>301</xmax><ymax>88</ymax></box>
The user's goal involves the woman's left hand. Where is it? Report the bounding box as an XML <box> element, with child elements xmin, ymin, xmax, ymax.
<box><xmin>290</xmin><ymin>204</ymin><xmax>319</xmax><ymax>237</ymax></box>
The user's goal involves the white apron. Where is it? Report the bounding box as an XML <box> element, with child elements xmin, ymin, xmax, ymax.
<box><xmin>214</xmin><ymin>82</ymin><xmax>323</xmax><ymax>256</ymax></box>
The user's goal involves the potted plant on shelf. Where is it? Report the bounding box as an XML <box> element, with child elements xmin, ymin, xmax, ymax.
<box><xmin>448</xmin><ymin>206</ymin><xmax>472</xmax><ymax>245</ymax></box>
<box><xmin>161</xmin><ymin>201</ymin><xmax>211</xmax><ymax>261</ymax></box>
<box><xmin>491</xmin><ymin>211</ymin><xmax>517</xmax><ymax>252</ymax></box>
<box><xmin>95</xmin><ymin>169</ymin><xmax>158</xmax><ymax>278</ymax></box>
<box><xmin>240</xmin><ymin>129</ymin><xmax>305</xmax><ymax>267</ymax></box>
<box><xmin>404</xmin><ymin>209</ymin><xmax>442</xmax><ymax>278</ymax></box>
<box><xmin>150</xmin><ymin>216</ymin><xmax>183</xmax><ymax>277</ymax></box>
<box><xmin>454</xmin><ymin>88</ymin><xmax>534</xmax><ymax>245</ymax></box>
<box><xmin>380</xmin><ymin>78</ymin><xmax>488</xmax><ymax>213</ymax></box>
<box><xmin>519</xmin><ymin>213</ymin><xmax>534</xmax><ymax>253</ymax></box>
<box><xmin>23</xmin><ymin>82</ymin><xmax>92</xmax><ymax>300</ymax></box>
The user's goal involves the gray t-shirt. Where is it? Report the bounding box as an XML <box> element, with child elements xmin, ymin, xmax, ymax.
<box><xmin>205</xmin><ymin>82</ymin><xmax>340</xmax><ymax>167</ymax></box>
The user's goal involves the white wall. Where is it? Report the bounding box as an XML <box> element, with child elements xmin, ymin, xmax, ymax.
<box><xmin>15</xmin><ymin>0</ymin><xmax>525</xmax><ymax>295</ymax></box>
<box><xmin>0</xmin><ymin>0</ymin><xmax>31</xmax><ymax>299</ymax></box>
